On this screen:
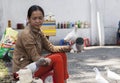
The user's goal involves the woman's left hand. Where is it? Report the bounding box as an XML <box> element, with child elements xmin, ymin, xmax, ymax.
<box><xmin>36</xmin><ymin>57</ymin><xmax>51</xmax><ymax>66</ymax></box>
<box><xmin>43</xmin><ymin>58</ymin><xmax>51</xmax><ymax>66</ymax></box>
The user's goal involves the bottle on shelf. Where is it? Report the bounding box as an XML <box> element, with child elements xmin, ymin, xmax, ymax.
<box><xmin>64</xmin><ymin>22</ymin><xmax>67</xmax><ymax>29</ymax></box>
<box><xmin>8</xmin><ymin>20</ymin><xmax>11</xmax><ymax>28</ymax></box>
<box><xmin>57</xmin><ymin>22</ymin><xmax>60</xmax><ymax>29</ymax></box>
<box><xmin>77</xmin><ymin>20</ymin><xmax>81</xmax><ymax>28</ymax></box>
<box><xmin>59</xmin><ymin>22</ymin><xmax>61</xmax><ymax>29</ymax></box>
<box><xmin>81</xmin><ymin>22</ymin><xmax>84</xmax><ymax>28</ymax></box>
<box><xmin>70</xmin><ymin>22</ymin><xmax>73</xmax><ymax>28</ymax></box>
<box><xmin>72</xmin><ymin>22</ymin><xmax>74</xmax><ymax>27</ymax></box>
<box><xmin>84</xmin><ymin>21</ymin><xmax>89</xmax><ymax>28</ymax></box>
<box><xmin>75</xmin><ymin>21</ymin><xmax>78</xmax><ymax>28</ymax></box>
<box><xmin>61</xmin><ymin>22</ymin><xmax>63</xmax><ymax>29</ymax></box>
<box><xmin>67</xmin><ymin>21</ymin><xmax>70</xmax><ymax>28</ymax></box>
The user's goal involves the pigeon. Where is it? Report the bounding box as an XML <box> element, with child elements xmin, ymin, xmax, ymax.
<box><xmin>64</xmin><ymin>25</ymin><xmax>84</xmax><ymax>53</ymax></box>
<box><xmin>64</xmin><ymin>24</ymin><xmax>78</xmax><ymax>43</ymax></box>
<box><xmin>93</xmin><ymin>67</ymin><xmax>109</xmax><ymax>83</ymax></box>
<box><xmin>105</xmin><ymin>67</ymin><xmax>120</xmax><ymax>83</ymax></box>
<box><xmin>64</xmin><ymin>25</ymin><xmax>78</xmax><ymax>53</ymax></box>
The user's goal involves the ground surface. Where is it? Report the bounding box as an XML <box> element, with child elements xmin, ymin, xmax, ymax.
<box><xmin>2</xmin><ymin>46</ymin><xmax>120</xmax><ymax>83</ymax></box>
<box><xmin>67</xmin><ymin>46</ymin><xmax>120</xmax><ymax>83</ymax></box>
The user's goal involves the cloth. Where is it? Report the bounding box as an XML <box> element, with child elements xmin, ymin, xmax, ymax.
<box><xmin>12</xmin><ymin>25</ymin><xmax>71</xmax><ymax>73</ymax></box>
<box><xmin>59</xmin><ymin>39</ymin><xmax>69</xmax><ymax>45</ymax></box>
<box><xmin>26</xmin><ymin>62</ymin><xmax>37</xmax><ymax>73</ymax></box>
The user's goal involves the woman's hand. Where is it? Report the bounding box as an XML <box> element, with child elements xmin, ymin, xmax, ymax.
<box><xmin>36</xmin><ymin>57</ymin><xmax>51</xmax><ymax>67</ymax></box>
<box><xmin>68</xmin><ymin>40</ymin><xmax>76</xmax><ymax>50</ymax></box>
<box><xmin>44</xmin><ymin>58</ymin><xmax>51</xmax><ymax>66</ymax></box>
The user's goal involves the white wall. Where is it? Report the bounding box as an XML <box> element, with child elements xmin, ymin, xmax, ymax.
<box><xmin>104</xmin><ymin>0</ymin><xmax>120</xmax><ymax>44</ymax></box>
<box><xmin>1</xmin><ymin>0</ymin><xmax>90</xmax><ymax>28</ymax></box>
<box><xmin>1</xmin><ymin>0</ymin><xmax>120</xmax><ymax>44</ymax></box>
<box><xmin>104</xmin><ymin>0</ymin><xmax>120</xmax><ymax>28</ymax></box>
<box><xmin>0</xmin><ymin>0</ymin><xmax>4</xmax><ymax>39</ymax></box>
<box><xmin>0</xmin><ymin>0</ymin><xmax>91</xmax><ymax>44</ymax></box>
<box><xmin>90</xmin><ymin>0</ymin><xmax>120</xmax><ymax>45</ymax></box>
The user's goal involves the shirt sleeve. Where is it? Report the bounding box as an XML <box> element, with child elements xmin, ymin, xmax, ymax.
<box><xmin>40</xmin><ymin>31</ymin><xmax>71</xmax><ymax>52</ymax></box>
<box><xmin>21</xmin><ymin>33</ymin><xmax>41</xmax><ymax>61</ymax></box>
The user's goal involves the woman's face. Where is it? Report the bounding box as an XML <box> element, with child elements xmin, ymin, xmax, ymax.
<box><xmin>28</xmin><ymin>10</ymin><xmax>44</xmax><ymax>29</ymax></box>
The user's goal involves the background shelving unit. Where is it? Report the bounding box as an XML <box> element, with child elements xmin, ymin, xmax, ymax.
<box><xmin>49</xmin><ymin>28</ymin><xmax>91</xmax><ymax>45</ymax></box>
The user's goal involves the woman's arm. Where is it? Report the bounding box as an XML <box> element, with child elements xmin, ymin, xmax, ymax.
<box><xmin>40</xmin><ymin>31</ymin><xmax>71</xmax><ymax>52</ymax></box>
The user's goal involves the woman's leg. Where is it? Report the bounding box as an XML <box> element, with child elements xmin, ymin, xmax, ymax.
<box><xmin>34</xmin><ymin>53</ymin><xmax>65</xmax><ymax>83</ymax></box>
<box><xmin>57</xmin><ymin>52</ymin><xmax>69</xmax><ymax>80</ymax></box>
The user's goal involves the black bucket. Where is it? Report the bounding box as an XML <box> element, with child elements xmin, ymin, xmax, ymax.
<box><xmin>76</xmin><ymin>37</ymin><xmax>84</xmax><ymax>45</ymax></box>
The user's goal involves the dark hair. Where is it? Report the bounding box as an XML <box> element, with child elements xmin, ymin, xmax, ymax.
<box><xmin>27</xmin><ymin>5</ymin><xmax>44</xmax><ymax>19</ymax></box>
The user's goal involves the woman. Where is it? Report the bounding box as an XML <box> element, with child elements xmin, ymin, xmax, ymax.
<box><xmin>12</xmin><ymin>5</ymin><xmax>71</xmax><ymax>83</ymax></box>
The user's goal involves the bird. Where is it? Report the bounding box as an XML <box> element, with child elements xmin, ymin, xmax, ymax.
<box><xmin>64</xmin><ymin>25</ymin><xmax>83</xmax><ymax>53</ymax></box>
<box><xmin>64</xmin><ymin>24</ymin><xmax>78</xmax><ymax>43</ymax></box>
<box><xmin>70</xmin><ymin>43</ymin><xmax>78</xmax><ymax>53</ymax></box>
<box><xmin>105</xmin><ymin>67</ymin><xmax>120</xmax><ymax>83</ymax></box>
<box><xmin>93</xmin><ymin>67</ymin><xmax>109</xmax><ymax>83</ymax></box>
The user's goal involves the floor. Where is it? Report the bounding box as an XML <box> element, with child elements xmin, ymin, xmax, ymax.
<box><xmin>4</xmin><ymin>46</ymin><xmax>120</xmax><ymax>83</ymax></box>
<box><xmin>67</xmin><ymin>46</ymin><xmax>120</xmax><ymax>83</ymax></box>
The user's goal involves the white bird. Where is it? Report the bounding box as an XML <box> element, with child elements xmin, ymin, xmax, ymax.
<box><xmin>64</xmin><ymin>24</ymin><xmax>78</xmax><ymax>43</ymax></box>
<box><xmin>70</xmin><ymin>43</ymin><xmax>78</xmax><ymax>53</ymax></box>
<box><xmin>105</xmin><ymin>67</ymin><xmax>120</xmax><ymax>83</ymax></box>
<box><xmin>93</xmin><ymin>67</ymin><xmax>109</xmax><ymax>83</ymax></box>
<box><xmin>64</xmin><ymin>25</ymin><xmax>79</xmax><ymax>53</ymax></box>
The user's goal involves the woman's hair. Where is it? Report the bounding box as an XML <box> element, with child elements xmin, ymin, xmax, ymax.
<box><xmin>27</xmin><ymin>5</ymin><xmax>44</xmax><ymax>19</ymax></box>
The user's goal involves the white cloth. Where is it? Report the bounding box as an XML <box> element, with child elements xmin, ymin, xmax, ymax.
<box><xmin>26</xmin><ymin>62</ymin><xmax>37</xmax><ymax>73</ymax></box>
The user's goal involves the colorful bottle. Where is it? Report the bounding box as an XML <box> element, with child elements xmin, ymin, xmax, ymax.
<box><xmin>75</xmin><ymin>21</ymin><xmax>78</xmax><ymax>28</ymax></box>
<box><xmin>67</xmin><ymin>21</ymin><xmax>70</xmax><ymax>28</ymax></box>
<box><xmin>8</xmin><ymin>20</ymin><xmax>11</xmax><ymax>27</ymax></box>
<box><xmin>57</xmin><ymin>22</ymin><xmax>60</xmax><ymax>29</ymax></box>
<box><xmin>61</xmin><ymin>22</ymin><xmax>63</xmax><ymax>29</ymax></box>
<box><xmin>64</xmin><ymin>22</ymin><xmax>66</xmax><ymax>28</ymax></box>
<box><xmin>78</xmin><ymin>20</ymin><xmax>81</xmax><ymax>28</ymax></box>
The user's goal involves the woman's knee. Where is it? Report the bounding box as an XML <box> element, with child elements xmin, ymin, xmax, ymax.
<box><xmin>48</xmin><ymin>54</ymin><xmax>62</xmax><ymax>63</ymax></box>
<box><xmin>47</xmin><ymin>52</ymin><xmax>67</xmax><ymax>63</ymax></box>
<box><xmin>54</xmin><ymin>54</ymin><xmax>63</xmax><ymax>62</ymax></box>
<box><xmin>58</xmin><ymin>52</ymin><xmax>67</xmax><ymax>59</ymax></box>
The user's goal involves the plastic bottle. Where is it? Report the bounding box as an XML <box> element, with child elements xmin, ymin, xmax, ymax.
<box><xmin>67</xmin><ymin>21</ymin><xmax>70</xmax><ymax>28</ymax></box>
<box><xmin>61</xmin><ymin>22</ymin><xmax>63</xmax><ymax>29</ymax></box>
<box><xmin>77</xmin><ymin>20</ymin><xmax>81</xmax><ymax>28</ymax></box>
<box><xmin>64</xmin><ymin>22</ymin><xmax>66</xmax><ymax>29</ymax></box>
<box><xmin>70</xmin><ymin>22</ymin><xmax>73</xmax><ymax>28</ymax></box>
<box><xmin>75</xmin><ymin>21</ymin><xmax>78</xmax><ymax>28</ymax></box>
<box><xmin>57</xmin><ymin>22</ymin><xmax>60</xmax><ymax>29</ymax></box>
<box><xmin>8</xmin><ymin>20</ymin><xmax>11</xmax><ymax>27</ymax></box>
